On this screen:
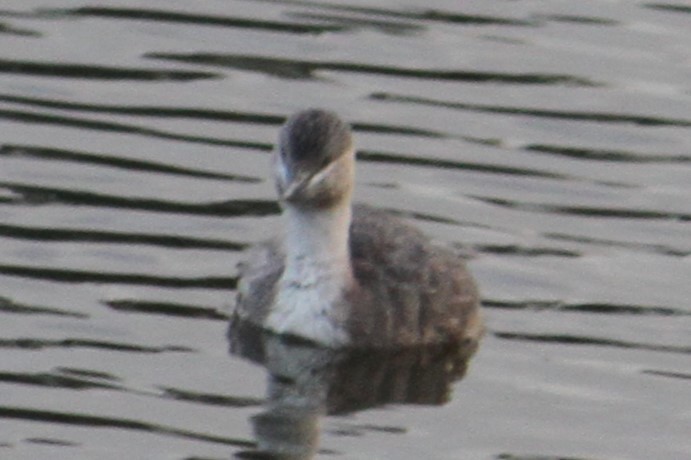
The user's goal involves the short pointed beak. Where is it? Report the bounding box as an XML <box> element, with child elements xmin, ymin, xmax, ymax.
<box><xmin>280</xmin><ymin>171</ymin><xmax>312</xmax><ymax>202</ymax></box>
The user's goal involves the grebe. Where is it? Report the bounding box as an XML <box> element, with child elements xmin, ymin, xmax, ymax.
<box><xmin>233</xmin><ymin>109</ymin><xmax>482</xmax><ymax>348</ymax></box>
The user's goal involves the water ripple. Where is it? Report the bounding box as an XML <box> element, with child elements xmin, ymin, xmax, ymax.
<box><xmin>494</xmin><ymin>332</ymin><xmax>691</xmax><ymax>354</ymax></box>
<box><xmin>105</xmin><ymin>300</ymin><xmax>229</xmax><ymax>320</ymax></box>
<box><xmin>0</xmin><ymin>370</ymin><xmax>121</xmax><ymax>391</ymax></box>
<box><xmin>476</xmin><ymin>245</ymin><xmax>580</xmax><ymax>258</ymax></box>
<box><xmin>471</xmin><ymin>195</ymin><xmax>691</xmax><ymax>221</ymax></box>
<box><xmin>0</xmin><ymin>264</ymin><xmax>238</xmax><ymax>290</ymax></box>
<box><xmin>0</xmin><ymin>58</ymin><xmax>219</xmax><ymax>81</ymax></box>
<box><xmin>0</xmin><ymin>144</ymin><xmax>259</xmax><ymax>182</ymax></box>
<box><xmin>0</xmin><ymin>108</ymin><xmax>270</xmax><ymax>149</ymax></box>
<box><xmin>645</xmin><ymin>3</ymin><xmax>691</xmax><ymax>15</ymax></box>
<box><xmin>0</xmin><ymin>367</ymin><xmax>263</xmax><ymax>412</ymax></box>
<box><xmin>0</xmin><ymin>338</ymin><xmax>193</xmax><ymax>353</ymax></box>
<box><xmin>52</xmin><ymin>6</ymin><xmax>344</xmax><ymax>34</ymax></box>
<box><xmin>0</xmin><ymin>368</ymin><xmax>263</xmax><ymax>407</ymax></box>
<box><xmin>537</xmin><ymin>14</ymin><xmax>618</xmax><ymax>25</ymax></box>
<box><xmin>0</xmin><ymin>406</ymin><xmax>252</xmax><ymax>447</ymax></box>
<box><xmin>359</xmin><ymin>150</ymin><xmax>567</xmax><ymax>180</ymax></box>
<box><xmin>146</xmin><ymin>53</ymin><xmax>600</xmax><ymax>86</ymax></box>
<box><xmin>1</xmin><ymin>182</ymin><xmax>279</xmax><ymax>217</ymax></box>
<box><xmin>642</xmin><ymin>369</ymin><xmax>691</xmax><ymax>381</ymax></box>
<box><xmin>0</xmin><ymin>223</ymin><xmax>245</xmax><ymax>251</ymax></box>
<box><xmin>160</xmin><ymin>387</ymin><xmax>262</xmax><ymax>408</ymax></box>
<box><xmin>23</xmin><ymin>438</ymin><xmax>78</xmax><ymax>447</ymax></box>
<box><xmin>0</xmin><ymin>93</ymin><xmax>449</xmax><ymax>139</ymax></box>
<box><xmin>250</xmin><ymin>0</ymin><xmax>533</xmax><ymax>26</ymax></box>
<box><xmin>288</xmin><ymin>11</ymin><xmax>422</xmax><ymax>35</ymax></box>
<box><xmin>371</xmin><ymin>93</ymin><xmax>691</xmax><ymax>127</ymax></box>
<box><xmin>545</xmin><ymin>232</ymin><xmax>689</xmax><ymax>257</ymax></box>
<box><xmin>0</xmin><ymin>21</ymin><xmax>40</xmax><ymax>37</ymax></box>
<box><xmin>0</xmin><ymin>93</ymin><xmax>283</xmax><ymax>124</ymax></box>
<box><xmin>0</xmin><ymin>296</ymin><xmax>88</xmax><ymax>318</ymax></box>
<box><xmin>483</xmin><ymin>300</ymin><xmax>690</xmax><ymax>317</ymax></box>
<box><xmin>525</xmin><ymin>144</ymin><xmax>691</xmax><ymax>164</ymax></box>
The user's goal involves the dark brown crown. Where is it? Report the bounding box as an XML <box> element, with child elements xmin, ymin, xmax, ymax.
<box><xmin>279</xmin><ymin>109</ymin><xmax>353</xmax><ymax>175</ymax></box>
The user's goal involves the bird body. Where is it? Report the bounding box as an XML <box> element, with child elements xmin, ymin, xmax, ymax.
<box><xmin>233</xmin><ymin>110</ymin><xmax>482</xmax><ymax>348</ymax></box>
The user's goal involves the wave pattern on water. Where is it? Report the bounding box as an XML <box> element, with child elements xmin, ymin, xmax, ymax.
<box><xmin>1</xmin><ymin>182</ymin><xmax>279</xmax><ymax>216</ymax></box>
<box><xmin>52</xmin><ymin>6</ymin><xmax>346</xmax><ymax>34</ymax></box>
<box><xmin>147</xmin><ymin>52</ymin><xmax>601</xmax><ymax>86</ymax></box>
<box><xmin>1</xmin><ymin>0</ymin><xmax>690</xmax><ymax>458</ymax></box>
<box><xmin>1</xmin><ymin>144</ymin><xmax>259</xmax><ymax>182</ymax></box>
<box><xmin>0</xmin><ymin>264</ymin><xmax>238</xmax><ymax>289</ymax></box>
<box><xmin>371</xmin><ymin>92</ymin><xmax>691</xmax><ymax>127</ymax></box>
<box><xmin>483</xmin><ymin>299</ymin><xmax>691</xmax><ymax>317</ymax></box>
<box><xmin>0</xmin><ymin>338</ymin><xmax>194</xmax><ymax>353</ymax></box>
<box><xmin>0</xmin><ymin>108</ymin><xmax>271</xmax><ymax>148</ymax></box>
<box><xmin>0</xmin><ymin>58</ymin><xmax>220</xmax><ymax>81</ymax></box>
<box><xmin>0</xmin><ymin>296</ymin><xmax>88</xmax><ymax>318</ymax></box>
<box><xmin>494</xmin><ymin>332</ymin><xmax>691</xmax><ymax>355</ymax></box>
<box><xmin>0</xmin><ymin>406</ymin><xmax>253</xmax><ymax>447</ymax></box>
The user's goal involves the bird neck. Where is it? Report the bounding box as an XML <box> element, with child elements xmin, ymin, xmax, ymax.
<box><xmin>267</xmin><ymin>201</ymin><xmax>353</xmax><ymax>347</ymax></box>
<box><xmin>281</xmin><ymin>201</ymin><xmax>354</xmax><ymax>289</ymax></box>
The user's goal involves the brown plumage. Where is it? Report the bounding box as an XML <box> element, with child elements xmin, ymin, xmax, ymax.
<box><xmin>233</xmin><ymin>205</ymin><xmax>482</xmax><ymax>348</ymax></box>
<box><xmin>232</xmin><ymin>109</ymin><xmax>482</xmax><ymax>348</ymax></box>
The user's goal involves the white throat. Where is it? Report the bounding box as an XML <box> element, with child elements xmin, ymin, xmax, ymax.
<box><xmin>266</xmin><ymin>201</ymin><xmax>354</xmax><ymax>346</ymax></box>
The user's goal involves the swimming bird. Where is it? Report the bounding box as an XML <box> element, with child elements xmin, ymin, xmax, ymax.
<box><xmin>232</xmin><ymin>109</ymin><xmax>482</xmax><ymax>348</ymax></box>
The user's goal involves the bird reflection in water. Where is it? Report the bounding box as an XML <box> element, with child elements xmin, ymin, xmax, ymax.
<box><xmin>228</xmin><ymin>320</ymin><xmax>480</xmax><ymax>459</ymax></box>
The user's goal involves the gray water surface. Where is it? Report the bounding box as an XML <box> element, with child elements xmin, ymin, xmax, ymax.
<box><xmin>1</xmin><ymin>1</ymin><xmax>690</xmax><ymax>459</ymax></box>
